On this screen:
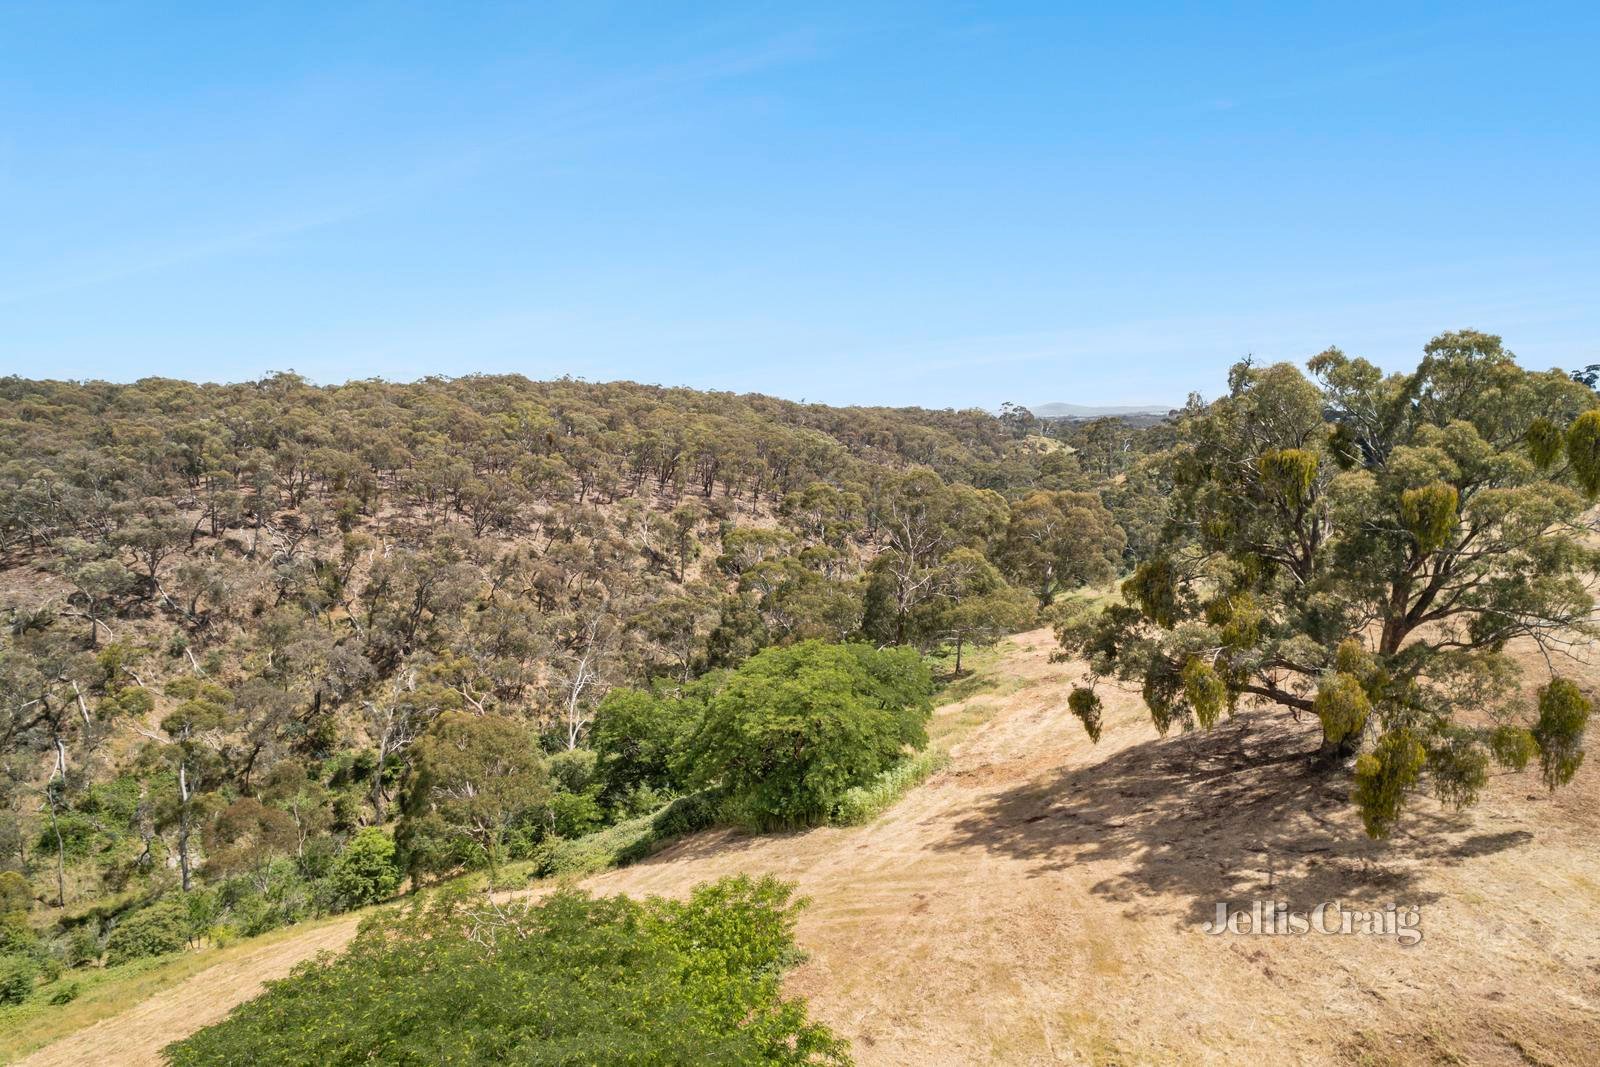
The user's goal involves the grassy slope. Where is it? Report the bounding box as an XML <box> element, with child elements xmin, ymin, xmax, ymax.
<box><xmin>22</xmin><ymin>626</ymin><xmax>1595</xmax><ymax>1066</ymax></box>
<box><xmin>2</xmin><ymin>640</ymin><xmax>1015</xmax><ymax>1064</ymax></box>
<box><xmin>0</xmin><ymin>912</ymin><xmax>360</xmax><ymax>1063</ymax></box>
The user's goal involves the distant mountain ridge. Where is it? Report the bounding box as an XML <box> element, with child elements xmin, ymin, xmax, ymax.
<box><xmin>1028</xmin><ymin>402</ymin><xmax>1174</xmax><ymax>419</ymax></box>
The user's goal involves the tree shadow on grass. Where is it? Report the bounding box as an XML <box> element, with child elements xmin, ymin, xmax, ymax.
<box><xmin>933</xmin><ymin>709</ymin><xmax>1532</xmax><ymax>925</ymax></box>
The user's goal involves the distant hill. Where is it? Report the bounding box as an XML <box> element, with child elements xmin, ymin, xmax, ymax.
<box><xmin>1028</xmin><ymin>402</ymin><xmax>1174</xmax><ymax>420</ymax></box>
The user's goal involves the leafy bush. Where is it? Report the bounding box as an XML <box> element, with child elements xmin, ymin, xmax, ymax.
<box><xmin>0</xmin><ymin>912</ymin><xmax>38</xmax><ymax>957</ymax></box>
<box><xmin>326</xmin><ymin>828</ymin><xmax>400</xmax><ymax>910</ymax></box>
<box><xmin>831</xmin><ymin>748</ymin><xmax>951</xmax><ymax>826</ymax></box>
<box><xmin>533</xmin><ymin>790</ymin><xmax>719</xmax><ymax>879</ymax></box>
<box><xmin>545</xmin><ymin>790</ymin><xmax>604</xmax><ymax>839</ymax></box>
<box><xmin>0</xmin><ymin>953</ymin><xmax>39</xmax><ymax>1005</ymax></box>
<box><xmin>0</xmin><ymin>871</ymin><xmax>30</xmax><ymax>916</ymax></box>
<box><xmin>166</xmin><ymin>875</ymin><xmax>849</xmax><ymax>1066</ymax></box>
<box><xmin>214</xmin><ymin>860</ymin><xmax>315</xmax><ymax>937</ymax></box>
<box><xmin>691</xmin><ymin>641</ymin><xmax>933</xmax><ymax>827</ymax></box>
<box><xmin>546</xmin><ymin>747</ymin><xmax>599</xmax><ymax>794</ymax></box>
<box><xmin>544</xmin><ymin>748</ymin><xmax>606</xmax><ymax>838</ymax></box>
<box><xmin>64</xmin><ymin>925</ymin><xmax>100</xmax><ymax>968</ymax></box>
<box><xmin>104</xmin><ymin>897</ymin><xmax>189</xmax><ymax>965</ymax></box>
<box><xmin>49</xmin><ymin>980</ymin><xmax>81</xmax><ymax>1005</ymax></box>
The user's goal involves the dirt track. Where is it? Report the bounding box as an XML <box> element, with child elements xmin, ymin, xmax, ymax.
<box><xmin>21</xmin><ymin>629</ymin><xmax>1600</xmax><ymax>1065</ymax></box>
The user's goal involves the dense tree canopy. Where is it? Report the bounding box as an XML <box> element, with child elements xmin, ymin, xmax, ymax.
<box><xmin>2</xmin><ymin>371</ymin><xmax>1113</xmax><ymax>987</ymax></box>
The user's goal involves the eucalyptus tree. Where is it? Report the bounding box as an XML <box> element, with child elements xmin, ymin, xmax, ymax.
<box><xmin>1059</xmin><ymin>332</ymin><xmax>1598</xmax><ymax>836</ymax></box>
<box><xmin>996</xmin><ymin>490</ymin><xmax>1126</xmax><ymax>604</ymax></box>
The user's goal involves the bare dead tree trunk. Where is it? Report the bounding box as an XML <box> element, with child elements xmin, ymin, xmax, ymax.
<box><xmin>49</xmin><ymin>737</ymin><xmax>68</xmax><ymax>907</ymax></box>
<box><xmin>177</xmin><ymin>761</ymin><xmax>193</xmax><ymax>892</ymax></box>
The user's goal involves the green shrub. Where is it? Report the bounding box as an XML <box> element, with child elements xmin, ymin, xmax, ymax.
<box><xmin>64</xmin><ymin>926</ymin><xmax>100</xmax><ymax>968</ymax></box>
<box><xmin>0</xmin><ymin>912</ymin><xmax>39</xmax><ymax>957</ymax></box>
<box><xmin>543</xmin><ymin>749</ymin><xmax>606</xmax><ymax>839</ymax></box>
<box><xmin>831</xmin><ymin>748</ymin><xmax>950</xmax><ymax>826</ymax></box>
<box><xmin>650</xmin><ymin>789</ymin><xmax>719</xmax><ymax>839</ymax></box>
<box><xmin>49</xmin><ymin>980</ymin><xmax>81</xmax><ymax>1005</ymax></box>
<box><xmin>166</xmin><ymin>875</ymin><xmax>849</xmax><ymax>1066</ymax></box>
<box><xmin>1353</xmin><ymin>728</ymin><xmax>1427</xmax><ymax>838</ymax></box>
<box><xmin>327</xmin><ymin>828</ymin><xmax>401</xmax><ymax>911</ymax></box>
<box><xmin>691</xmin><ymin>641</ymin><xmax>933</xmax><ymax>828</ymax></box>
<box><xmin>546</xmin><ymin>748</ymin><xmax>599</xmax><ymax>794</ymax></box>
<box><xmin>215</xmin><ymin>859</ymin><xmax>315</xmax><ymax>936</ymax></box>
<box><xmin>533</xmin><ymin>790</ymin><xmax>719</xmax><ymax>879</ymax></box>
<box><xmin>545</xmin><ymin>789</ymin><xmax>604</xmax><ymax>839</ymax></box>
<box><xmin>0</xmin><ymin>871</ymin><xmax>30</xmax><ymax>916</ymax></box>
<box><xmin>104</xmin><ymin>897</ymin><xmax>189</xmax><ymax>966</ymax></box>
<box><xmin>0</xmin><ymin>953</ymin><xmax>38</xmax><ymax>1005</ymax></box>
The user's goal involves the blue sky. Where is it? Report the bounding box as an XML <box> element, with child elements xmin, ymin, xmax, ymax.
<box><xmin>2</xmin><ymin>3</ymin><xmax>1596</xmax><ymax>408</ymax></box>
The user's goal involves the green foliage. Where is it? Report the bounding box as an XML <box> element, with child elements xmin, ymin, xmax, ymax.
<box><xmin>1062</xmin><ymin>334</ymin><xmax>1600</xmax><ymax>839</ymax></box>
<box><xmin>1566</xmin><ymin>410</ymin><xmax>1600</xmax><ymax>497</ymax></box>
<box><xmin>1332</xmin><ymin>638</ymin><xmax>1375</xmax><ymax>679</ymax></box>
<box><xmin>1487</xmin><ymin>724</ymin><xmax>1537</xmax><ymax>771</ymax></box>
<box><xmin>1067</xmin><ymin>687</ymin><xmax>1104</xmax><ymax>743</ymax></box>
<box><xmin>591</xmin><ymin>687</ymin><xmax>702</xmax><ymax>799</ymax></box>
<box><xmin>0</xmin><ymin>872</ymin><xmax>28</xmax><ymax>917</ymax></box>
<box><xmin>63</xmin><ymin>926</ymin><xmax>100</xmax><ymax>968</ymax></box>
<box><xmin>1121</xmin><ymin>557</ymin><xmax>1178</xmax><ymax>627</ymax></box>
<box><xmin>1313</xmin><ymin>673</ymin><xmax>1371</xmax><ymax>748</ymax></box>
<box><xmin>0</xmin><ymin>954</ymin><xmax>38</xmax><ymax>1006</ymax></box>
<box><xmin>326</xmin><ymin>828</ymin><xmax>400</xmax><ymax>910</ymax></box>
<box><xmin>1424</xmin><ymin>726</ymin><xmax>1490</xmax><ymax>809</ymax></box>
<box><xmin>544</xmin><ymin>749</ymin><xmax>606</xmax><ymax>837</ymax></box>
<box><xmin>166</xmin><ymin>875</ymin><xmax>849</xmax><ymax>1066</ymax></box>
<box><xmin>545</xmin><ymin>790</ymin><xmax>604</xmax><ymax>840</ymax></box>
<box><xmin>398</xmin><ymin>712</ymin><xmax>549</xmax><ymax>878</ymax></box>
<box><xmin>104</xmin><ymin>897</ymin><xmax>189</xmax><ymax>966</ymax></box>
<box><xmin>690</xmin><ymin>641</ymin><xmax>933</xmax><ymax>827</ymax></box>
<box><xmin>1180</xmin><ymin>658</ymin><xmax>1227</xmax><ymax>730</ymax></box>
<box><xmin>1256</xmin><ymin>447</ymin><xmax>1319</xmax><ymax>507</ymax></box>
<box><xmin>1525</xmin><ymin>416</ymin><xmax>1562</xmax><ymax>469</ymax></box>
<box><xmin>1533</xmin><ymin>678</ymin><xmax>1592</xmax><ymax>789</ymax></box>
<box><xmin>1212</xmin><ymin>592</ymin><xmax>1262</xmax><ymax>650</ymax></box>
<box><xmin>1353</xmin><ymin>729</ymin><xmax>1427</xmax><ymax>838</ymax></box>
<box><xmin>1399</xmin><ymin>482</ymin><xmax>1459</xmax><ymax>554</ymax></box>
<box><xmin>532</xmin><ymin>791</ymin><xmax>720</xmax><ymax>879</ymax></box>
<box><xmin>831</xmin><ymin>748</ymin><xmax>950</xmax><ymax>826</ymax></box>
<box><xmin>913</xmin><ymin>548</ymin><xmax>1036</xmax><ymax>668</ymax></box>
<box><xmin>0</xmin><ymin>912</ymin><xmax>39</xmax><ymax>957</ymax></box>
<box><xmin>996</xmin><ymin>490</ymin><xmax>1125</xmax><ymax>603</ymax></box>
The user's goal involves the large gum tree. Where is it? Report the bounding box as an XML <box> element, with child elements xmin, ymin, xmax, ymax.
<box><xmin>1059</xmin><ymin>331</ymin><xmax>1598</xmax><ymax>836</ymax></box>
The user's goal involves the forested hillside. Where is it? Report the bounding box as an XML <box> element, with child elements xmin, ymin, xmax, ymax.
<box><xmin>0</xmin><ymin>371</ymin><xmax>1155</xmax><ymax>988</ymax></box>
<box><xmin>6</xmin><ymin>334</ymin><xmax>1597</xmax><ymax>1060</ymax></box>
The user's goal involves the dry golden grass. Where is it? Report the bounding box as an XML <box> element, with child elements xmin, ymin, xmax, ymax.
<box><xmin>15</xmin><ymin>629</ymin><xmax>1600</xmax><ymax>1066</ymax></box>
